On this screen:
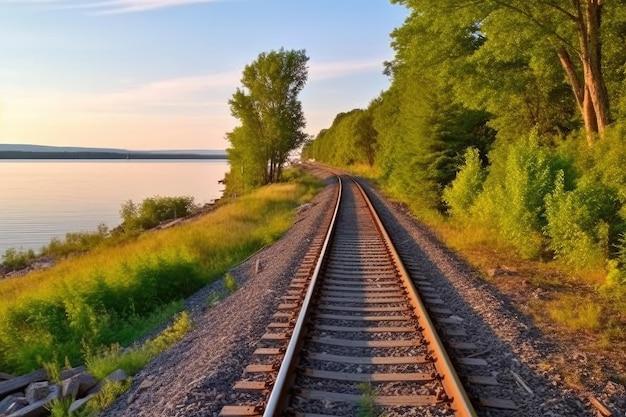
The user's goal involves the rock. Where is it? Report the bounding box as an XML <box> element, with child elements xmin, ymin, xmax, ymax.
<box><xmin>126</xmin><ymin>378</ymin><xmax>154</xmax><ymax>404</ymax></box>
<box><xmin>0</xmin><ymin>395</ymin><xmax>23</xmax><ymax>415</ymax></box>
<box><xmin>85</xmin><ymin>369</ymin><xmax>129</xmax><ymax>396</ymax></box>
<box><xmin>68</xmin><ymin>394</ymin><xmax>94</xmax><ymax>414</ymax></box>
<box><xmin>0</xmin><ymin>373</ymin><xmax>15</xmax><ymax>381</ymax></box>
<box><xmin>59</xmin><ymin>366</ymin><xmax>87</xmax><ymax>381</ymax></box>
<box><xmin>61</xmin><ymin>377</ymin><xmax>79</xmax><ymax>399</ymax></box>
<box><xmin>0</xmin><ymin>369</ymin><xmax>47</xmax><ymax>398</ymax></box>
<box><xmin>106</xmin><ymin>369</ymin><xmax>128</xmax><ymax>384</ymax></box>
<box><xmin>62</xmin><ymin>372</ymin><xmax>98</xmax><ymax>399</ymax></box>
<box><xmin>4</xmin><ymin>399</ymin><xmax>28</xmax><ymax>416</ymax></box>
<box><xmin>24</xmin><ymin>381</ymin><xmax>48</xmax><ymax>404</ymax></box>
<box><xmin>8</xmin><ymin>385</ymin><xmax>58</xmax><ymax>417</ymax></box>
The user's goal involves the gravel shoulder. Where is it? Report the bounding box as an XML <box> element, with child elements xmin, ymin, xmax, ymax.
<box><xmin>100</xmin><ymin>170</ymin><xmax>625</xmax><ymax>416</ymax></box>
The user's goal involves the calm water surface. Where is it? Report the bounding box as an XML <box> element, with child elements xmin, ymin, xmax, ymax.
<box><xmin>0</xmin><ymin>160</ymin><xmax>229</xmax><ymax>255</ymax></box>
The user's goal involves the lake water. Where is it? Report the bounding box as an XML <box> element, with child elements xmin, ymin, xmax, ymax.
<box><xmin>0</xmin><ymin>160</ymin><xmax>230</xmax><ymax>255</ymax></box>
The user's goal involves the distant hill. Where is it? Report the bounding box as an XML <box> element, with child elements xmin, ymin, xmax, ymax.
<box><xmin>0</xmin><ymin>144</ymin><xmax>227</xmax><ymax>160</ymax></box>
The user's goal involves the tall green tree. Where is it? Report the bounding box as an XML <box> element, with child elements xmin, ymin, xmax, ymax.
<box><xmin>226</xmin><ymin>48</ymin><xmax>309</xmax><ymax>193</ymax></box>
<box><xmin>392</xmin><ymin>0</ymin><xmax>626</xmax><ymax>145</ymax></box>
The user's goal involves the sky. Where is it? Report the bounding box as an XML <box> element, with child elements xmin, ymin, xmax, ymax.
<box><xmin>0</xmin><ymin>0</ymin><xmax>408</xmax><ymax>151</ymax></box>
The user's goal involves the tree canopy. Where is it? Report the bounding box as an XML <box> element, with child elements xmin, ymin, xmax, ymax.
<box><xmin>303</xmin><ymin>0</ymin><xmax>626</xmax><ymax>277</ymax></box>
<box><xmin>389</xmin><ymin>0</ymin><xmax>625</xmax><ymax>145</ymax></box>
<box><xmin>225</xmin><ymin>48</ymin><xmax>309</xmax><ymax>194</ymax></box>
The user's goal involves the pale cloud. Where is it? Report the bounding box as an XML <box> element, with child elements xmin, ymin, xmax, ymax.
<box><xmin>1</xmin><ymin>0</ymin><xmax>221</xmax><ymax>14</ymax></box>
<box><xmin>82</xmin><ymin>71</ymin><xmax>240</xmax><ymax>111</ymax></box>
<box><xmin>0</xmin><ymin>57</ymin><xmax>386</xmax><ymax>148</ymax></box>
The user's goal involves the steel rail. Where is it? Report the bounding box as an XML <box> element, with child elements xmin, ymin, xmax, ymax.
<box><xmin>262</xmin><ymin>175</ymin><xmax>343</xmax><ymax>417</ymax></box>
<box><xmin>351</xmin><ymin>177</ymin><xmax>477</xmax><ymax>417</ymax></box>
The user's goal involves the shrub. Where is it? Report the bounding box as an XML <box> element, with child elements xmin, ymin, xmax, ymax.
<box><xmin>120</xmin><ymin>196</ymin><xmax>197</xmax><ymax>231</ymax></box>
<box><xmin>544</xmin><ymin>172</ymin><xmax>617</xmax><ymax>270</ymax></box>
<box><xmin>224</xmin><ymin>272</ymin><xmax>238</xmax><ymax>294</ymax></box>
<box><xmin>471</xmin><ymin>136</ymin><xmax>564</xmax><ymax>258</ymax></box>
<box><xmin>442</xmin><ymin>147</ymin><xmax>486</xmax><ymax>220</ymax></box>
<box><xmin>41</xmin><ymin>224</ymin><xmax>110</xmax><ymax>258</ymax></box>
<box><xmin>1</xmin><ymin>247</ymin><xmax>37</xmax><ymax>271</ymax></box>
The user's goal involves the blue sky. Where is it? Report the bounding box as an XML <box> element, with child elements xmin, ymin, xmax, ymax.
<box><xmin>0</xmin><ymin>0</ymin><xmax>407</xmax><ymax>150</ymax></box>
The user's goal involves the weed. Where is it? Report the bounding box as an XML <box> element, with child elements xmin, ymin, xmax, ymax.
<box><xmin>205</xmin><ymin>291</ymin><xmax>224</xmax><ymax>308</ymax></box>
<box><xmin>47</xmin><ymin>397</ymin><xmax>74</xmax><ymax>417</ymax></box>
<box><xmin>85</xmin><ymin>378</ymin><xmax>132</xmax><ymax>415</ymax></box>
<box><xmin>357</xmin><ymin>382</ymin><xmax>384</xmax><ymax>417</ymax></box>
<box><xmin>224</xmin><ymin>273</ymin><xmax>238</xmax><ymax>294</ymax></box>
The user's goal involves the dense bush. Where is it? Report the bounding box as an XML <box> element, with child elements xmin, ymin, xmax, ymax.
<box><xmin>470</xmin><ymin>136</ymin><xmax>564</xmax><ymax>258</ymax></box>
<box><xmin>41</xmin><ymin>223</ymin><xmax>110</xmax><ymax>258</ymax></box>
<box><xmin>1</xmin><ymin>247</ymin><xmax>37</xmax><ymax>271</ymax></box>
<box><xmin>120</xmin><ymin>195</ymin><xmax>197</xmax><ymax>231</ymax></box>
<box><xmin>544</xmin><ymin>173</ymin><xmax>617</xmax><ymax>270</ymax></box>
<box><xmin>442</xmin><ymin>147</ymin><xmax>486</xmax><ymax>220</ymax></box>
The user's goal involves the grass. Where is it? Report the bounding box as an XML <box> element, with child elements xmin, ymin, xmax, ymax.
<box><xmin>0</xmin><ymin>168</ymin><xmax>322</xmax><ymax>374</ymax></box>
<box><xmin>85</xmin><ymin>310</ymin><xmax>193</xmax><ymax>379</ymax></box>
<box><xmin>547</xmin><ymin>295</ymin><xmax>602</xmax><ymax>331</ymax></box>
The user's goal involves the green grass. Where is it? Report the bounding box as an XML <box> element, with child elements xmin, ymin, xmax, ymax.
<box><xmin>85</xmin><ymin>311</ymin><xmax>193</xmax><ymax>379</ymax></box>
<box><xmin>46</xmin><ymin>312</ymin><xmax>193</xmax><ymax>417</ymax></box>
<box><xmin>0</xmin><ymin>169</ymin><xmax>322</xmax><ymax>374</ymax></box>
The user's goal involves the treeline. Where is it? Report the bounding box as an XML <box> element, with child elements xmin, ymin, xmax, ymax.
<box><xmin>303</xmin><ymin>1</ymin><xmax>626</xmax><ymax>283</ymax></box>
<box><xmin>0</xmin><ymin>151</ymin><xmax>226</xmax><ymax>159</ymax></box>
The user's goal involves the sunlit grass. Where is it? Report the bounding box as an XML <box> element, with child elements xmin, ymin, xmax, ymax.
<box><xmin>547</xmin><ymin>295</ymin><xmax>601</xmax><ymax>331</ymax></box>
<box><xmin>0</xmin><ymin>170</ymin><xmax>322</xmax><ymax>374</ymax></box>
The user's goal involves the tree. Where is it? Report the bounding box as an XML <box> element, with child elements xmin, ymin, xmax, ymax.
<box><xmin>226</xmin><ymin>48</ymin><xmax>309</xmax><ymax>192</ymax></box>
<box><xmin>392</xmin><ymin>0</ymin><xmax>626</xmax><ymax>145</ymax></box>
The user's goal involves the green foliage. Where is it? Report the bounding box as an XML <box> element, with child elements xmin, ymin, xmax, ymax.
<box><xmin>471</xmin><ymin>136</ymin><xmax>564</xmax><ymax>258</ymax></box>
<box><xmin>223</xmin><ymin>272</ymin><xmax>238</xmax><ymax>294</ymax></box>
<box><xmin>1</xmin><ymin>247</ymin><xmax>36</xmax><ymax>271</ymax></box>
<box><xmin>357</xmin><ymin>382</ymin><xmax>383</xmax><ymax>417</ymax></box>
<box><xmin>41</xmin><ymin>224</ymin><xmax>110</xmax><ymax>259</ymax></box>
<box><xmin>120</xmin><ymin>196</ymin><xmax>197</xmax><ymax>231</ymax></box>
<box><xmin>547</xmin><ymin>295</ymin><xmax>602</xmax><ymax>331</ymax></box>
<box><xmin>48</xmin><ymin>397</ymin><xmax>73</xmax><ymax>417</ymax></box>
<box><xmin>303</xmin><ymin>108</ymin><xmax>378</xmax><ymax>168</ymax></box>
<box><xmin>0</xmin><ymin>174</ymin><xmax>319</xmax><ymax>374</ymax></box>
<box><xmin>226</xmin><ymin>48</ymin><xmax>309</xmax><ymax>193</ymax></box>
<box><xmin>442</xmin><ymin>147</ymin><xmax>486</xmax><ymax>220</ymax></box>
<box><xmin>84</xmin><ymin>379</ymin><xmax>132</xmax><ymax>416</ymax></box>
<box><xmin>86</xmin><ymin>311</ymin><xmax>192</xmax><ymax>380</ymax></box>
<box><xmin>545</xmin><ymin>172</ymin><xmax>617</xmax><ymax>270</ymax></box>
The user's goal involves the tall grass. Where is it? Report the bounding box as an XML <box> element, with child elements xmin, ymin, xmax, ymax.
<box><xmin>0</xmin><ymin>171</ymin><xmax>321</xmax><ymax>374</ymax></box>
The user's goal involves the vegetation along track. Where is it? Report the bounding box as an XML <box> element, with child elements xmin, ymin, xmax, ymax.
<box><xmin>219</xmin><ymin>174</ymin><xmax>476</xmax><ymax>416</ymax></box>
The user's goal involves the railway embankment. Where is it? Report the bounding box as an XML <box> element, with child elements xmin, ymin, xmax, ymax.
<box><xmin>98</xmin><ymin>168</ymin><xmax>624</xmax><ymax>416</ymax></box>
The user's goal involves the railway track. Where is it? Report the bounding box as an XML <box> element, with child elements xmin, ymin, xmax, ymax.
<box><xmin>219</xmin><ymin>175</ymin><xmax>477</xmax><ymax>416</ymax></box>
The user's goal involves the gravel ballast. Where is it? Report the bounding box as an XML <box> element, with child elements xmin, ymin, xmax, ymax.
<box><xmin>100</xmin><ymin>170</ymin><xmax>624</xmax><ymax>416</ymax></box>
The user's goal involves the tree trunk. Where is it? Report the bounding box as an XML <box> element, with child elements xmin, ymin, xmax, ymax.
<box><xmin>582</xmin><ymin>0</ymin><xmax>610</xmax><ymax>135</ymax></box>
<box><xmin>569</xmin><ymin>0</ymin><xmax>611</xmax><ymax>144</ymax></box>
<box><xmin>558</xmin><ymin>49</ymin><xmax>597</xmax><ymax>146</ymax></box>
